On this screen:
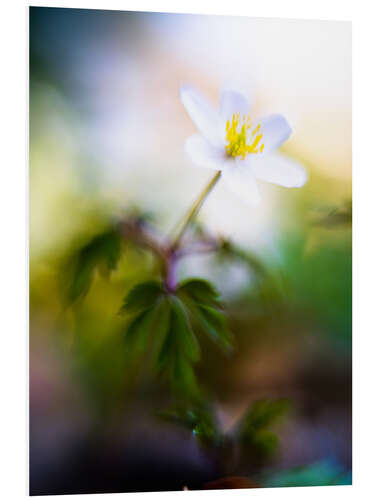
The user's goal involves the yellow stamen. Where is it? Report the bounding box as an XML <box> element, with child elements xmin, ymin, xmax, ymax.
<box><xmin>225</xmin><ymin>114</ymin><xmax>264</xmax><ymax>160</ymax></box>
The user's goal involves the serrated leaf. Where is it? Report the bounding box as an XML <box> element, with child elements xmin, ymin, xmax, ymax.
<box><xmin>172</xmin><ymin>355</ymin><xmax>199</xmax><ymax>395</ymax></box>
<box><xmin>149</xmin><ymin>297</ymin><xmax>172</xmax><ymax>363</ymax></box>
<box><xmin>196</xmin><ymin>304</ymin><xmax>233</xmax><ymax>350</ymax></box>
<box><xmin>177</xmin><ymin>279</ymin><xmax>233</xmax><ymax>352</ymax></box>
<box><xmin>121</xmin><ymin>280</ymin><xmax>164</xmax><ymax>314</ymax></box>
<box><xmin>63</xmin><ymin>227</ymin><xmax>122</xmax><ymax>304</ymax></box>
<box><xmin>170</xmin><ymin>297</ymin><xmax>200</xmax><ymax>362</ymax></box>
<box><xmin>67</xmin><ymin>251</ymin><xmax>97</xmax><ymax>303</ymax></box>
<box><xmin>157</xmin><ymin>341</ymin><xmax>199</xmax><ymax>396</ymax></box>
<box><xmin>124</xmin><ymin>296</ymin><xmax>174</xmax><ymax>370</ymax></box>
<box><xmin>125</xmin><ymin>308</ymin><xmax>154</xmax><ymax>352</ymax></box>
<box><xmin>157</xmin><ymin>299</ymin><xmax>200</xmax><ymax>368</ymax></box>
<box><xmin>157</xmin><ymin>325</ymin><xmax>174</xmax><ymax>372</ymax></box>
<box><xmin>156</xmin><ymin>298</ymin><xmax>201</xmax><ymax>398</ymax></box>
<box><xmin>178</xmin><ymin>278</ymin><xmax>221</xmax><ymax>307</ymax></box>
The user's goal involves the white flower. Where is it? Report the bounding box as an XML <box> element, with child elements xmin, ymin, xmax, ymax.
<box><xmin>180</xmin><ymin>85</ymin><xmax>307</xmax><ymax>205</ymax></box>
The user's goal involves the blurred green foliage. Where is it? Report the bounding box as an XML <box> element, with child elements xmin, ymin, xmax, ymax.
<box><xmin>178</xmin><ymin>278</ymin><xmax>233</xmax><ymax>352</ymax></box>
<box><xmin>239</xmin><ymin>399</ymin><xmax>289</xmax><ymax>458</ymax></box>
<box><xmin>156</xmin><ymin>405</ymin><xmax>219</xmax><ymax>448</ymax></box>
<box><xmin>63</xmin><ymin>226</ymin><xmax>122</xmax><ymax>304</ymax></box>
<box><xmin>280</xmin><ymin>228</ymin><xmax>351</xmax><ymax>340</ymax></box>
<box><xmin>156</xmin><ymin>397</ymin><xmax>289</xmax><ymax>474</ymax></box>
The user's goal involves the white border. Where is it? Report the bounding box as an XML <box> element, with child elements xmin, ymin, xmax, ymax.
<box><xmin>1</xmin><ymin>1</ymin><xmax>373</xmax><ymax>499</ymax></box>
<box><xmin>28</xmin><ymin>0</ymin><xmax>353</xmax><ymax>21</ymax></box>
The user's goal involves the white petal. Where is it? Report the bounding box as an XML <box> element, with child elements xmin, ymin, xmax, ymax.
<box><xmin>249</xmin><ymin>152</ymin><xmax>308</xmax><ymax>187</ymax></box>
<box><xmin>255</xmin><ymin>114</ymin><xmax>292</xmax><ymax>154</ymax></box>
<box><xmin>222</xmin><ymin>159</ymin><xmax>261</xmax><ymax>205</ymax></box>
<box><xmin>219</xmin><ymin>89</ymin><xmax>250</xmax><ymax>121</ymax></box>
<box><xmin>185</xmin><ymin>134</ymin><xmax>230</xmax><ymax>171</ymax></box>
<box><xmin>180</xmin><ymin>85</ymin><xmax>223</xmax><ymax>148</ymax></box>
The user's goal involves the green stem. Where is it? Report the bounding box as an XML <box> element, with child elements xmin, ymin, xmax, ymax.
<box><xmin>171</xmin><ymin>171</ymin><xmax>221</xmax><ymax>250</ymax></box>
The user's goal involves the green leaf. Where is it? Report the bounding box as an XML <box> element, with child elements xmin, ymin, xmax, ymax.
<box><xmin>157</xmin><ymin>340</ymin><xmax>199</xmax><ymax>396</ymax></box>
<box><xmin>157</xmin><ymin>322</ymin><xmax>174</xmax><ymax>372</ymax></box>
<box><xmin>178</xmin><ymin>278</ymin><xmax>221</xmax><ymax>307</ymax></box>
<box><xmin>238</xmin><ymin>399</ymin><xmax>289</xmax><ymax>457</ymax></box>
<box><xmin>147</xmin><ymin>297</ymin><xmax>172</xmax><ymax>365</ymax></box>
<box><xmin>172</xmin><ymin>356</ymin><xmax>199</xmax><ymax>395</ymax></box>
<box><xmin>157</xmin><ymin>298</ymin><xmax>200</xmax><ymax>368</ymax></box>
<box><xmin>64</xmin><ymin>227</ymin><xmax>122</xmax><ymax>304</ymax></box>
<box><xmin>156</xmin><ymin>298</ymin><xmax>200</xmax><ymax>398</ymax></box>
<box><xmin>95</xmin><ymin>229</ymin><xmax>122</xmax><ymax>270</ymax></box>
<box><xmin>170</xmin><ymin>297</ymin><xmax>200</xmax><ymax>362</ymax></box>
<box><xmin>242</xmin><ymin>399</ymin><xmax>289</xmax><ymax>432</ymax></box>
<box><xmin>196</xmin><ymin>304</ymin><xmax>233</xmax><ymax>350</ymax></box>
<box><xmin>123</xmin><ymin>296</ymin><xmax>174</xmax><ymax>374</ymax></box>
<box><xmin>125</xmin><ymin>308</ymin><xmax>154</xmax><ymax>352</ymax></box>
<box><xmin>156</xmin><ymin>406</ymin><xmax>218</xmax><ymax>446</ymax></box>
<box><xmin>177</xmin><ymin>278</ymin><xmax>233</xmax><ymax>352</ymax></box>
<box><xmin>67</xmin><ymin>251</ymin><xmax>97</xmax><ymax>303</ymax></box>
<box><xmin>121</xmin><ymin>281</ymin><xmax>164</xmax><ymax>314</ymax></box>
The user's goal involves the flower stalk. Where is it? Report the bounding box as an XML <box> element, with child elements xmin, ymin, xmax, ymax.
<box><xmin>170</xmin><ymin>171</ymin><xmax>221</xmax><ymax>251</ymax></box>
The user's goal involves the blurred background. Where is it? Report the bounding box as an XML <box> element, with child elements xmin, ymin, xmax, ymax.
<box><xmin>29</xmin><ymin>7</ymin><xmax>352</xmax><ymax>495</ymax></box>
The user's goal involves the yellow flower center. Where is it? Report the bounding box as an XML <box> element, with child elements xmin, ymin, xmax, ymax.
<box><xmin>225</xmin><ymin>113</ymin><xmax>264</xmax><ymax>159</ymax></box>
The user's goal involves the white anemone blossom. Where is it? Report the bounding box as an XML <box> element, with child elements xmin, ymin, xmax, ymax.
<box><xmin>181</xmin><ymin>85</ymin><xmax>307</xmax><ymax>205</ymax></box>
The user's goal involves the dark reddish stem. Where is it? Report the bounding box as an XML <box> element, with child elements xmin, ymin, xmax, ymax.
<box><xmin>165</xmin><ymin>250</ymin><xmax>178</xmax><ymax>293</ymax></box>
<box><xmin>120</xmin><ymin>215</ymin><xmax>221</xmax><ymax>293</ymax></box>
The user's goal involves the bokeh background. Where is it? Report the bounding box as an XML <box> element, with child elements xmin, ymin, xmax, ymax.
<box><xmin>29</xmin><ymin>7</ymin><xmax>352</xmax><ymax>495</ymax></box>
